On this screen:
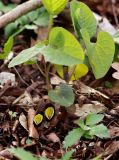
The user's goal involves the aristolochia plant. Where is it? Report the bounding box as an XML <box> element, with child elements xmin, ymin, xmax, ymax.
<box><xmin>8</xmin><ymin>0</ymin><xmax>115</xmax><ymax>106</ymax></box>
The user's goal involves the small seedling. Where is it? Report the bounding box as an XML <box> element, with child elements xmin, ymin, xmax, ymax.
<box><xmin>8</xmin><ymin>111</ymin><xmax>18</xmax><ymax>119</ymax></box>
<box><xmin>8</xmin><ymin>0</ymin><xmax>115</xmax><ymax>107</ymax></box>
<box><xmin>64</xmin><ymin>113</ymin><xmax>110</xmax><ymax>148</ymax></box>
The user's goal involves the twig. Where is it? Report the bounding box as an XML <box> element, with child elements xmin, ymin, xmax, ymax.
<box><xmin>36</xmin><ymin>61</ymin><xmax>46</xmax><ymax>78</ymax></box>
<box><xmin>13</xmin><ymin>67</ymin><xmax>29</xmax><ymax>86</ymax></box>
<box><xmin>0</xmin><ymin>0</ymin><xmax>42</xmax><ymax>28</ymax></box>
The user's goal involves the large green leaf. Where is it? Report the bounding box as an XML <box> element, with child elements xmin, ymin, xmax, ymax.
<box><xmin>81</xmin><ymin>29</ymin><xmax>115</xmax><ymax>79</ymax></box>
<box><xmin>70</xmin><ymin>0</ymin><xmax>97</xmax><ymax>38</ymax></box>
<box><xmin>8</xmin><ymin>43</ymin><xmax>45</xmax><ymax>68</ymax></box>
<box><xmin>9</xmin><ymin>148</ymin><xmax>37</xmax><ymax>160</ymax></box>
<box><xmin>42</xmin><ymin>27</ymin><xmax>84</xmax><ymax>66</ymax></box>
<box><xmin>42</xmin><ymin>0</ymin><xmax>67</xmax><ymax>15</ymax></box>
<box><xmin>89</xmin><ymin>32</ymin><xmax>115</xmax><ymax>79</ymax></box>
<box><xmin>64</xmin><ymin>128</ymin><xmax>84</xmax><ymax>148</ymax></box>
<box><xmin>48</xmin><ymin>83</ymin><xmax>75</xmax><ymax>107</ymax></box>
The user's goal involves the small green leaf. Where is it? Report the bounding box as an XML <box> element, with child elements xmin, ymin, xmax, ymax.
<box><xmin>64</xmin><ymin>128</ymin><xmax>84</xmax><ymax>148</ymax></box>
<box><xmin>86</xmin><ymin>114</ymin><xmax>104</xmax><ymax>126</ymax></box>
<box><xmin>89</xmin><ymin>124</ymin><xmax>110</xmax><ymax>138</ymax></box>
<box><xmin>62</xmin><ymin>150</ymin><xmax>74</xmax><ymax>160</ymax></box>
<box><xmin>9</xmin><ymin>147</ymin><xmax>38</xmax><ymax>160</ymax></box>
<box><xmin>42</xmin><ymin>0</ymin><xmax>67</xmax><ymax>15</ymax></box>
<box><xmin>70</xmin><ymin>0</ymin><xmax>97</xmax><ymax>38</ymax></box>
<box><xmin>8</xmin><ymin>42</ymin><xmax>45</xmax><ymax>68</ymax></box>
<box><xmin>0</xmin><ymin>36</ymin><xmax>13</xmax><ymax>60</ymax></box>
<box><xmin>83</xmin><ymin>131</ymin><xmax>94</xmax><ymax>139</ymax></box>
<box><xmin>48</xmin><ymin>83</ymin><xmax>75</xmax><ymax>107</ymax></box>
<box><xmin>42</xmin><ymin>27</ymin><xmax>84</xmax><ymax>66</ymax></box>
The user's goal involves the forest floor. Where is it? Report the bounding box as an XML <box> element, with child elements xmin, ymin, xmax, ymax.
<box><xmin>0</xmin><ymin>0</ymin><xmax>119</xmax><ymax>160</ymax></box>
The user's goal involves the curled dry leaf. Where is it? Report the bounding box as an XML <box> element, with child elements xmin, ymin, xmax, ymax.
<box><xmin>67</xmin><ymin>101</ymin><xmax>106</xmax><ymax>118</ymax></box>
<box><xmin>112</xmin><ymin>62</ymin><xmax>119</xmax><ymax>80</ymax></box>
<box><xmin>12</xmin><ymin>120</ymin><xmax>19</xmax><ymax>132</ymax></box>
<box><xmin>46</xmin><ymin>132</ymin><xmax>60</xmax><ymax>143</ymax></box>
<box><xmin>80</xmin><ymin>82</ymin><xmax>109</xmax><ymax>99</ymax></box>
<box><xmin>19</xmin><ymin>113</ymin><xmax>28</xmax><ymax>131</ymax></box>
<box><xmin>28</xmin><ymin>108</ymin><xmax>39</xmax><ymax>139</ymax></box>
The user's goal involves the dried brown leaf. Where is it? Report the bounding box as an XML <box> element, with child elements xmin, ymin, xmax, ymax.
<box><xmin>28</xmin><ymin>108</ymin><xmax>39</xmax><ymax>139</ymax></box>
<box><xmin>19</xmin><ymin>113</ymin><xmax>28</xmax><ymax>131</ymax></box>
<box><xmin>67</xmin><ymin>101</ymin><xmax>106</xmax><ymax>118</ymax></box>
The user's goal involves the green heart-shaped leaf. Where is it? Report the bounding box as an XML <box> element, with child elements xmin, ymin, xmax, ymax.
<box><xmin>81</xmin><ymin>29</ymin><xmax>115</xmax><ymax>79</ymax></box>
<box><xmin>42</xmin><ymin>27</ymin><xmax>84</xmax><ymax>66</ymax></box>
<box><xmin>89</xmin><ymin>32</ymin><xmax>115</xmax><ymax>79</ymax></box>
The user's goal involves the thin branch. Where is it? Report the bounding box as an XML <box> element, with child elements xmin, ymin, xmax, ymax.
<box><xmin>0</xmin><ymin>0</ymin><xmax>42</xmax><ymax>28</ymax></box>
<box><xmin>13</xmin><ymin>67</ymin><xmax>29</xmax><ymax>86</ymax></box>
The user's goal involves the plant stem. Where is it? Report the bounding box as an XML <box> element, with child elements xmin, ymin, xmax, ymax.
<box><xmin>47</xmin><ymin>14</ymin><xmax>54</xmax><ymax>38</ymax></box>
<box><xmin>45</xmin><ymin>14</ymin><xmax>54</xmax><ymax>90</ymax></box>
<box><xmin>45</xmin><ymin>63</ymin><xmax>52</xmax><ymax>90</ymax></box>
<box><xmin>67</xmin><ymin>65</ymin><xmax>76</xmax><ymax>83</ymax></box>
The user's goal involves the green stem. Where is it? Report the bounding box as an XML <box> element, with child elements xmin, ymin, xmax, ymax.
<box><xmin>47</xmin><ymin>14</ymin><xmax>53</xmax><ymax>38</ymax></box>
